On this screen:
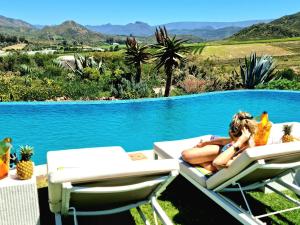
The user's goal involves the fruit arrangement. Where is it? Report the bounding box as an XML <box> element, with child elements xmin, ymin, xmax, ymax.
<box><xmin>11</xmin><ymin>145</ymin><xmax>34</xmax><ymax>180</ymax></box>
<box><xmin>0</xmin><ymin>138</ymin><xmax>12</xmax><ymax>179</ymax></box>
<box><xmin>282</xmin><ymin>124</ymin><xmax>295</xmax><ymax>143</ymax></box>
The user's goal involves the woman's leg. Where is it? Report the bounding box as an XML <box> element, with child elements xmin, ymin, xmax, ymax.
<box><xmin>199</xmin><ymin>162</ymin><xmax>218</xmax><ymax>172</ymax></box>
<box><xmin>181</xmin><ymin>145</ymin><xmax>221</xmax><ymax>165</ymax></box>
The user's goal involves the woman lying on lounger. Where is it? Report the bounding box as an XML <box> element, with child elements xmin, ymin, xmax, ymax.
<box><xmin>181</xmin><ymin>112</ymin><xmax>257</xmax><ymax>172</ymax></box>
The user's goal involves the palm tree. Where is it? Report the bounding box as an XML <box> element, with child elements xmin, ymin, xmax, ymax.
<box><xmin>154</xmin><ymin>26</ymin><xmax>187</xmax><ymax>97</ymax></box>
<box><xmin>125</xmin><ymin>37</ymin><xmax>151</xmax><ymax>83</ymax></box>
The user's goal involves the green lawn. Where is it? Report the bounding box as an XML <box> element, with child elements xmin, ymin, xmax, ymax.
<box><xmin>130</xmin><ymin>176</ymin><xmax>300</xmax><ymax>225</ymax></box>
<box><xmin>38</xmin><ymin>175</ymin><xmax>300</xmax><ymax>225</ymax></box>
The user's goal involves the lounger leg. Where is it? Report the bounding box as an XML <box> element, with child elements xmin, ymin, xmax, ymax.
<box><xmin>137</xmin><ymin>206</ymin><xmax>151</xmax><ymax>225</ymax></box>
<box><xmin>234</xmin><ymin>182</ymin><xmax>253</xmax><ymax>216</ymax></box>
<box><xmin>152</xmin><ymin>208</ymin><xmax>159</xmax><ymax>225</ymax></box>
<box><xmin>151</xmin><ymin>197</ymin><xmax>173</xmax><ymax>225</ymax></box>
<box><xmin>55</xmin><ymin>214</ymin><xmax>62</xmax><ymax>225</ymax></box>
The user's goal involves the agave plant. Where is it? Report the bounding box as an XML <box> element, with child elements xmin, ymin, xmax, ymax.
<box><xmin>238</xmin><ymin>52</ymin><xmax>276</xmax><ymax>89</ymax></box>
<box><xmin>63</xmin><ymin>54</ymin><xmax>104</xmax><ymax>79</ymax></box>
<box><xmin>19</xmin><ymin>64</ymin><xmax>32</xmax><ymax>76</ymax></box>
<box><xmin>153</xmin><ymin>26</ymin><xmax>187</xmax><ymax>97</ymax></box>
<box><xmin>125</xmin><ymin>36</ymin><xmax>151</xmax><ymax>83</ymax></box>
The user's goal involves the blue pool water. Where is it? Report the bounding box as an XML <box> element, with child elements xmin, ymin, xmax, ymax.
<box><xmin>0</xmin><ymin>90</ymin><xmax>300</xmax><ymax>165</ymax></box>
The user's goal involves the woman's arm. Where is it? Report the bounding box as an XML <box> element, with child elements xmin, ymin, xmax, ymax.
<box><xmin>213</xmin><ymin>128</ymin><xmax>251</xmax><ymax>170</ymax></box>
<box><xmin>195</xmin><ymin>137</ymin><xmax>231</xmax><ymax>148</ymax></box>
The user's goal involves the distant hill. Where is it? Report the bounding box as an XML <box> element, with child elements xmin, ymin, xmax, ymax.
<box><xmin>40</xmin><ymin>21</ymin><xmax>106</xmax><ymax>44</ymax></box>
<box><xmin>34</xmin><ymin>24</ymin><xmax>45</xmax><ymax>29</ymax></box>
<box><xmin>163</xmin><ymin>20</ymin><xmax>271</xmax><ymax>30</ymax></box>
<box><xmin>169</xmin><ymin>26</ymin><xmax>243</xmax><ymax>40</ymax></box>
<box><xmin>0</xmin><ymin>16</ymin><xmax>106</xmax><ymax>45</ymax></box>
<box><xmin>231</xmin><ymin>12</ymin><xmax>300</xmax><ymax>40</ymax></box>
<box><xmin>0</xmin><ymin>15</ymin><xmax>34</xmax><ymax>29</ymax></box>
<box><xmin>86</xmin><ymin>20</ymin><xmax>270</xmax><ymax>40</ymax></box>
<box><xmin>87</xmin><ymin>21</ymin><xmax>153</xmax><ymax>36</ymax></box>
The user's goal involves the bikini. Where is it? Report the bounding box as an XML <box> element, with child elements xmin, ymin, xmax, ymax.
<box><xmin>210</xmin><ymin>135</ymin><xmax>233</xmax><ymax>153</ymax></box>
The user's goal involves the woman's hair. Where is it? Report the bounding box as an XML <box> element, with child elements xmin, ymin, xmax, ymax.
<box><xmin>229</xmin><ymin>112</ymin><xmax>257</xmax><ymax>139</ymax></box>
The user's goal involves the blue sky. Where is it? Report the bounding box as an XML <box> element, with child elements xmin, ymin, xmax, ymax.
<box><xmin>1</xmin><ymin>0</ymin><xmax>299</xmax><ymax>25</ymax></box>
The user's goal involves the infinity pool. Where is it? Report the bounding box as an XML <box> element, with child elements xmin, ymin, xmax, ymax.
<box><xmin>1</xmin><ymin>90</ymin><xmax>300</xmax><ymax>165</ymax></box>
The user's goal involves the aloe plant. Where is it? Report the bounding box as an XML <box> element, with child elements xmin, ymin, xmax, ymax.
<box><xmin>125</xmin><ymin>36</ymin><xmax>151</xmax><ymax>83</ymax></box>
<box><xmin>238</xmin><ymin>53</ymin><xmax>276</xmax><ymax>89</ymax></box>
<box><xmin>154</xmin><ymin>26</ymin><xmax>187</xmax><ymax>97</ymax></box>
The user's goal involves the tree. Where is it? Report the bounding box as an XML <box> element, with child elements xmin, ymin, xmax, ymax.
<box><xmin>62</xmin><ymin>40</ymin><xmax>68</xmax><ymax>46</ymax></box>
<box><xmin>154</xmin><ymin>26</ymin><xmax>187</xmax><ymax>97</ymax></box>
<box><xmin>125</xmin><ymin>36</ymin><xmax>151</xmax><ymax>83</ymax></box>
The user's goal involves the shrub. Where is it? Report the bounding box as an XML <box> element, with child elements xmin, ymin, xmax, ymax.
<box><xmin>82</xmin><ymin>67</ymin><xmax>100</xmax><ymax>80</ymax></box>
<box><xmin>208</xmin><ymin>71</ymin><xmax>242</xmax><ymax>91</ymax></box>
<box><xmin>256</xmin><ymin>79</ymin><xmax>300</xmax><ymax>90</ymax></box>
<box><xmin>16</xmin><ymin>53</ymin><xmax>32</xmax><ymax>65</ymax></box>
<box><xmin>62</xmin><ymin>80</ymin><xmax>106</xmax><ymax>100</ymax></box>
<box><xmin>111</xmin><ymin>78</ymin><xmax>153</xmax><ymax>99</ymax></box>
<box><xmin>0</xmin><ymin>76</ymin><xmax>63</xmax><ymax>101</ymax></box>
<box><xmin>33</xmin><ymin>53</ymin><xmax>55</xmax><ymax>67</ymax></box>
<box><xmin>1</xmin><ymin>55</ymin><xmax>17</xmax><ymax>71</ymax></box>
<box><xmin>44</xmin><ymin>64</ymin><xmax>66</xmax><ymax>77</ymax></box>
<box><xmin>179</xmin><ymin>76</ymin><xmax>206</xmax><ymax>93</ymax></box>
<box><xmin>275</xmin><ymin>68</ymin><xmax>299</xmax><ymax>81</ymax></box>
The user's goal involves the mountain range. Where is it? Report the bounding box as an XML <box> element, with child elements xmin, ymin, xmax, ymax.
<box><xmin>86</xmin><ymin>20</ymin><xmax>271</xmax><ymax>40</ymax></box>
<box><xmin>231</xmin><ymin>12</ymin><xmax>300</xmax><ymax>40</ymax></box>
<box><xmin>0</xmin><ymin>12</ymin><xmax>300</xmax><ymax>44</ymax></box>
<box><xmin>0</xmin><ymin>14</ymin><xmax>272</xmax><ymax>43</ymax></box>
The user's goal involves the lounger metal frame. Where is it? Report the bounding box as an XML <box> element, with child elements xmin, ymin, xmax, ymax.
<box><xmin>55</xmin><ymin>170</ymin><xmax>178</xmax><ymax>225</ymax></box>
<box><xmin>155</xmin><ymin>152</ymin><xmax>300</xmax><ymax>225</ymax></box>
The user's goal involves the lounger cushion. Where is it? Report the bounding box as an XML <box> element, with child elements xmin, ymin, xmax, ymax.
<box><xmin>52</xmin><ymin>159</ymin><xmax>179</xmax><ymax>211</ymax></box>
<box><xmin>49</xmin><ymin>159</ymin><xmax>179</xmax><ymax>184</ymax></box>
<box><xmin>154</xmin><ymin>135</ymin><xmax>212</xmax><ymax>188</ymax></box>
<box><xmin>206</xmin><ymin>141</ymin><xmax>300</xmax><ymax>189</ymax></box>
<box><xmin>154</xmin><ymin>122</ymin><xmax>300</xmax><ymax>190</ymax></box>
<box><xmin>47</xmin><ymin>146</ymin><xmax>131</xmax><ymax>213</ymax></box>
<box><xmin>47</xmin><ymin>147</ymin><xmax>179</xmax><ymax>213</ymax></box>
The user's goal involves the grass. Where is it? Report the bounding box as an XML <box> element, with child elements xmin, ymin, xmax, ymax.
<box><xmin>2</xmin><ymin>43</ymin><xmax>27</xmax><ymax>50</ymax></box>
<box><xmin>130</xmin><ymin>176</ymin><xmax>300</xmax><ymax>225</ymax></box>
<box><xmin>38</xmin><ymin>175</ymin><xmax>300</xmax><ymax>225</ymax></box>
<box><xmin>214</xmin><ymin>37</ymin><xmax>300</xmax><ymax>46</ymax></box>
<box><xmin>270</xmin><ymin>41</ymin><xmax>300</xmax><ymax>54</ymax></box>
<box><xmin>200</xmin><ymin>43</ymin><xmax>293</xmax><ymax>60</ymax></box>
<box><xmin>185</xmin><ymin>39</ymin><xmax>300</xmax><ymax>74</ymax></box>
<box><xmin>249</xmin><ymin>191</ymin><xmax>300</xmax><ymax>225</ymax></box>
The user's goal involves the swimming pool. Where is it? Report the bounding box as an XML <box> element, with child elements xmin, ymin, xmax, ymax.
<box><xmin>1</xmin><ymin>90</ymin><xmax>300</xmax><ymax>165</ymax></box>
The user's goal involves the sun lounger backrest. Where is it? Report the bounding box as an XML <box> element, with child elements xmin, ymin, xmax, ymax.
<box><xmin>206</xmin><ymin>141</ymin><xmax>300</xmax><ymax>189</ymax></box>
<box><xmin>47</xmin><ymin>147</ymin><xmax>132</xmax><ymax>213</ymax></box>
<box><xmin>48</xmin><ymin>159</ymin><xmax>178</xmax><ymax>213</ymax></box>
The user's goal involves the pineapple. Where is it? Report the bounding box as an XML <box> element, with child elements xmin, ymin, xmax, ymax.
<box><xmin>282</xmin><ymin>125</ymin><xmax>294</xmax><ymax>143</ymax></box>
<box><xmin>16</xmin><ymin>145</ymin><xmax>34</xmax><ymax>180</ymax></box>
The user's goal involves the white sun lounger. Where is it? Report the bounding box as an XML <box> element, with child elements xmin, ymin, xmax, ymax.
<box><xmin>154</xmin><ymin>123</ymin><xmax>300</xmax><ymax>225</ymax></box>
<box><xmin>47</xmin><ymin>146</ymin><xmax>179</xmax><ymax>225</ymax></box>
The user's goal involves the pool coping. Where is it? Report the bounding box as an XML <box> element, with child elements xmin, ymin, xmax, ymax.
<box><xmin>1</xmin><ymin>89</ymin><xmax>300</xmax><ymax>105</ymax></box>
